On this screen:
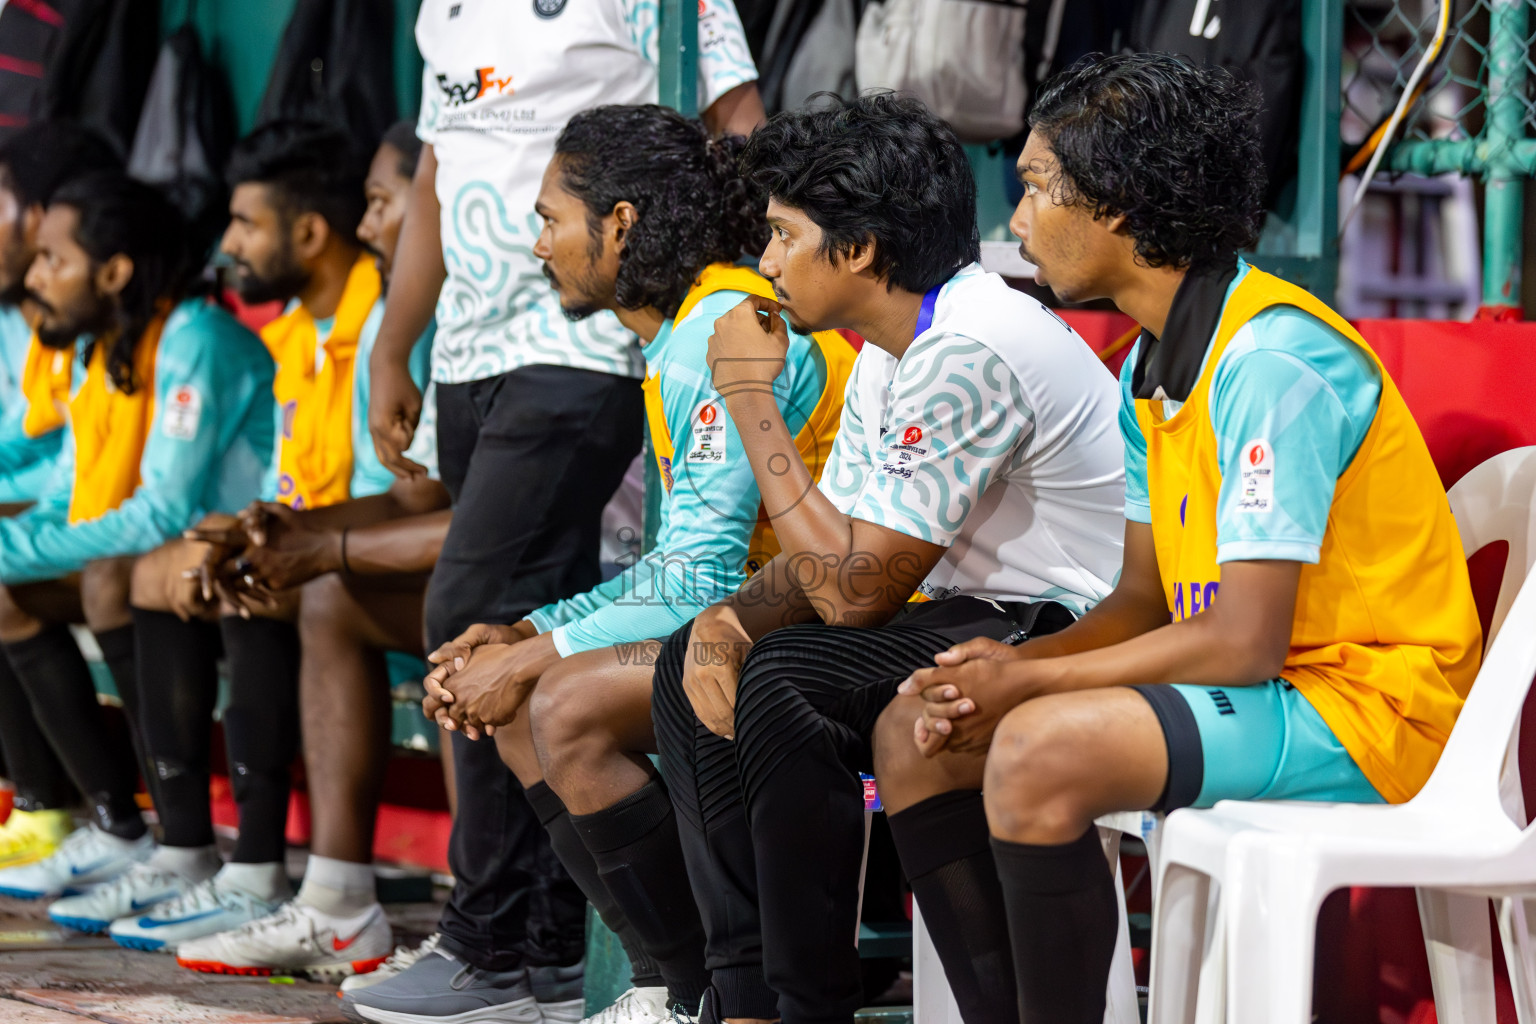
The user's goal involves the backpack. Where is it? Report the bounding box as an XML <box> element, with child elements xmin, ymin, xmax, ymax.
<box><xmin>127</xmin><ymin>24</ymin><xmax>236</xmax><ymax>256</ymax></box>
<box><xmin>855</xmin><ymin>0</ymin><xmax>1029</xmax><ymax>142</ymax></box>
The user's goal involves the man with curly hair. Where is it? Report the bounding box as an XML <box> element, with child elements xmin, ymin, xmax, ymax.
<box><xmin>509</xmin><ymin>93</ymin><xmax>1126</xmax><ymax>1024</ymax></box>
<box><xmin>874</xmin><ymin>53</ymin><xmax>1483</xmax><ymax>1023</ymax></box>
<box><xmin>405</xmin><ymin>103</ymin><xmax>854</xmax><ymax>1024</ymax></box>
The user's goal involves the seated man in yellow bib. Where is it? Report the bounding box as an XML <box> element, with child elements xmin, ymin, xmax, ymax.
<box><xmin>871</xmin><ymin>54</ymin><xmax>1483</xmax><ymax>1024</ymax></box>
<box><xmin>413</xmin><ymin>103</ymin><xmax>854</xmax><ymax>1024</ymax></box>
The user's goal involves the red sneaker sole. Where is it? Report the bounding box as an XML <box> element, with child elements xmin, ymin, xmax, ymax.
<box><xmin>177</xmin><ymin>958</ymin><xmax>272</xmax><ymax>976</ymax></box>
<box><xmin>177</xmin><ymin>955</ymin><xmax>389</xmax><ymax>978</ymax></box>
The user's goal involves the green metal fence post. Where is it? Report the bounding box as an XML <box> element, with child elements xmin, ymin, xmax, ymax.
<box><xmin>1481</xmin><ymin>0</ymin><xmax>1529</xmax><ymax>310</ymax></box>
<box><xmin>1252</xmin><ymin>0</ymin><xmax>1342</xmax><ymax>300</ymax></box>
<box><xmin>658</xmin><ymin>0</ymin><xmax>700</xmax><ymax>117</ymax></box>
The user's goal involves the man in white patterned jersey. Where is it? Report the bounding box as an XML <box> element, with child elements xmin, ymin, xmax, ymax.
<box><xmin>361</xmin><ymin>1</ymin><xmax>766</xmax><ymax>1019</ymax></box>
<box><xmin>578</xmin><ymin>94</ymin><xmax>1127</xmax><ymax>1024</ymax></box>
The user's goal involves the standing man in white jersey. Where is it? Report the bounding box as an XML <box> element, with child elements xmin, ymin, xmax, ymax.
<box><xmin>362</xmin><ymin>2</ymin><xmax>763</xmax><ymax>1020</ymax></box>
<box><xmin>576</xmin><ymin>94</ymin><xmax>1126</xmax><ymax>1024</ymax></box>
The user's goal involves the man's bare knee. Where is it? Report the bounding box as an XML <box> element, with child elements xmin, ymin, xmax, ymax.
<box><xmin>81</xmin><ymin>557</ymin><xmax>134</xmax><ymax>631</ymax></box>
<box><xmin>872</xmin><ymin>697</ymin><xmax>927</xmax><ymax>805</ymax></box>
<box><xmin>0</xmin><ymin>582</ymin><xmax>39</xmax><ymax>640</ymax></box>
<box><xmin>298</xmin><ymin>573</ymin><xmax>352</xmax><ymax>642</ymax></box>
<box><xmin>983</xmin><ymin>704</ymin><xmax>1090</xmax><ymax>843</ymax></box>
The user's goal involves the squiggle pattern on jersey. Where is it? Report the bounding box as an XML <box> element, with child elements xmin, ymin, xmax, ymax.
<box><xmin>434</xmin><ymin>182</ymin><xmax>636</xmax><ymax>383</ymax></box>
<box><xmin>623</xmin><ymin>0</ymin><xmax>757</xmax><ymax>102</ymax></box>
<box><xmin>858</xmin><ymin>337</ymin><xmax>1034</xmax><ymax>544</ymax></box>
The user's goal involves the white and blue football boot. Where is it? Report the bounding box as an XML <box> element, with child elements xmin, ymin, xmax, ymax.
<box><xmin>0</xmin><ymin>825</ymin><xmax>151</xmax><ymax>900</ymax></box>
<box><xmin>111</xmin><ymin>874</ymin><xmax>284</xmax><ymax>952</ymax></box>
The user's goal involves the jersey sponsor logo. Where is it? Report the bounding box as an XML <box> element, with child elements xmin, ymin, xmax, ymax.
<box><xmin>533</xmin><ymin>0</ymin><xmax>568</xmax><ymax>17</ymax></box>
<box><xmin>878</xmin><ymin>422</ymin><xmax>929</xmax><ymax>478</ymax></box>
<box><xmin>436</xmin><ymin>67</ymin><xmax>514</xmax><ymax>106</ymax></box>
<box><xmin>281</xmin><ymin>400</ymin><xmax>296</xmax><ymax>441</ymax></box>
<box><xmin>161</xmin><ymin>384</ymin><xmax>202</xmax><ymax>441</ymax></box>
<box><xmin>686</xmin><ymin>400</ymin><xmax>726</xmax><ymax>464</ymax></box>
<box><xmin>658</xmin><ymin>454</ymin><xmax>674</xmax><ymax>493</ymax></box>
<box><xmin>1237</xmin><ymin>438</ymin><xmax>1274</xmax><ymax>514</ymax></box>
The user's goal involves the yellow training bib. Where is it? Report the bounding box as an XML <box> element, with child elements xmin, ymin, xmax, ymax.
<box><xmin>1136</xmin><ymin>268</ymin><xmax>1482</xmax><ymax>802</ymax></box>
<box><xmin>262</xmin><ymin>254</ymin><xmax>380</xmax><ymax>510</ymax></box>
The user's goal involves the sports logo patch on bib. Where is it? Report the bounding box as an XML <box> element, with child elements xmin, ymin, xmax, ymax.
<box><xmin>686</xmin><ymin>400</ymin><xmax>727</xmax><ymax>464</ymax></box>
<box><xmin>1237</xmin><ymin>439</ymin><xmax>1274</xmax><ymax>514</ymax></box>
<box><xmin>162</xmin><ymin>385</ymin><xmax>203</xmax><ymax>441</ymax></box>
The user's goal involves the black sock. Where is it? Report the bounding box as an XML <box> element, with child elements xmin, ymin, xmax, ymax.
<box><xmin>992</xmin><ymin>827</ymin><xmax>1118</xmax><ymax>1024</ymax></box>
<box><xmin>0</xmin><ymin>647</ymin><xmax>72</xmax><ymax>810</ymax></box>
<box><xmin>220</xmin><ymin>616</ymin><xmax>301</xmax><ymax>863</ymax></box>
<box><xmin>528</xmin><ymin>781</ymin><xmax>666</xmax><ymax>991</ymax></box>
<box><xmin>888</xmin><ymin>791</ymin><xmax>1018</xmax><ymax>1024</ymax></box>
<box><xmin>5</xmin><ymin>625</ymin><xmax>144</xmax><ymax>838</ymax></box>
<box><xmin>93</xmin><ymin>624</ymin><xmax>154</xmax><ymax>803</ymax></box>
<box><xmin>133</xmin><ymin>610</ymin><xmax>221</xmax><ymax>848</ymax></box>
<box><xmin>573</xmin><ymin>779</ymin><xmax>710</xmax><ymax>1009</ymax></box>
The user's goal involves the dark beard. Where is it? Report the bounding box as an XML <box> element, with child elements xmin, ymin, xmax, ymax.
<box><xmin>33</xmin><ymin>291</ymin><xmax>114</xmax><ymax>350</ymax></box>
<box><xmin>543</xmin><ymin>262</ymin><xmax>604</xmax><ymax>322</ymax></box>
<box><xmin>35</xmin><ymin>323</ymin><xmax>78</xmax><ymax>349</ymax></box>
<box><xmin>232</xmin><ymin>259</ymin><xmax>309</xmax><ymax>306</ymax></box>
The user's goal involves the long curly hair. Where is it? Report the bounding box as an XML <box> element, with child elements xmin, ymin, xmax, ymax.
<box><xmin>738</xmin><ymin>92</ymin><xmax>979</xmax><ymax>294</ymax></box>
<box><xmin>51</xmin><ymin>172</ymin><xmax>200</xmax><ymax>394</ymax></box>
<box><xmin>554</xmin><ymin>105</ymin><xmax>769</xmax><ymax>319</ymax></box>
<box><xmin>1028</xmin><ymin>53</ymin><xmax>1267</xmax><ymax>270</ymax></box>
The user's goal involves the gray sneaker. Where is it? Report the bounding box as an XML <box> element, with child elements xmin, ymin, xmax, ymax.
<box><xmin>341</xmin><ymin>947</ymin><xmax>541</xmax><ymax>1024</ymax></box>
<box><xmin>530</xmin><ymin>959</ymin><xmax>585</xmax><ymax>1022</ymax></box>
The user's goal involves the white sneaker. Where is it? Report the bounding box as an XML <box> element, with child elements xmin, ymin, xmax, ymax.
<box><xmin>110</xmin><ymin>875</ymin><xmax>283</xmax><ymax>952</ymax></box>
<box><xmin>176</xmin><ymin>900</ymin><xmax>392</xmax><ymax>980</ymax></box>
<box><xmin>47</xmin><ymin>862</ymin><xmax>186</xmax><ymax>933</ymax></box>
<box><xmin>582</xmin><ymin>987</ymin><xmax>672</xmax><ymax>1024</ymax></box>
<box><xmin>339</xmin><ymin>932</ymin><xmax>441</xmax><ymax>993</ymax></box>
<box><xmin>0</xmin><ymin>825</ymin><xmax>152</xmax><ymax>900</ymax></box>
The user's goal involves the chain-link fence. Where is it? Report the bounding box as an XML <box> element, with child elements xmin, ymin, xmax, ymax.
<box><xmin>1341</xmin><ymin>0</ymin><xmax>1536</xmax><ymax>311</ymax></box>
<box><xmin>1343</xmin><ymin>0</ymin><xmax>1497</xmax><ymax>145</ymax></box>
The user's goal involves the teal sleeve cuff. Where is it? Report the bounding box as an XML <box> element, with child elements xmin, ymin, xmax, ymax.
<box><xmin>1216</xmin><ymin>540</ymin><xmax>1320</xmax><ymax>565</ymax></box>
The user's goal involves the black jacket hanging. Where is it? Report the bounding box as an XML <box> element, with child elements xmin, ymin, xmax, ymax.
<box><xmin>127</xmin><ymin>23</ymin><xmax>236</xmax><ymax>256</ymax></box>
<box><xmin>0</xmin><ymin>0</ymin><xmax>159</xmax><ymax>154</ymax></box>
<box><xmin>1129</xmin><ymin>0</ymin><xmax>1303</xmax><ymax>206</ymax></box>
<box><xmin>255</xmin><ymin>0</ymin><xmax>396</xmax><ymax>152</ymax></box>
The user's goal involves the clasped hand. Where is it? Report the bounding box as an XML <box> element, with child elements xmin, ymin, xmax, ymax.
<box><xmin>898</xmin><ymin>637</ymin><xmax>1038</xmax><ymax>757</ymax></box>
<box><xmin>422</xmin><ymin>621</ymin><xmax>557</xmax><ymax>740</ymax></box>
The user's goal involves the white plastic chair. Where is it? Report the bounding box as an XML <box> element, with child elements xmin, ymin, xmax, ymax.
<box><xmin>1146</xmin><ymin>445</ymin><xmax>1536</xmax><ymax>1024</ymax></box>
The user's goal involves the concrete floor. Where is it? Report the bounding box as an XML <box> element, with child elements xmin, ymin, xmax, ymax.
<box><xmin>0</xmin><ymin>893</ymin><xmax>442</xmax><ymax>1024</ymax></box>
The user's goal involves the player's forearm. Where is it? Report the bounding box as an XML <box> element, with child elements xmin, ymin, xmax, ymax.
<box><xmin>719</xmin><ymin>554</ymin><xmax>819</xmax><ymax>641</ymax></box>
<box><xmin>341</xmin><ymin>509</ymin><xmax>452</xmax><ymax>575</ymax></box>
<box><xmin>701</xmin><ymin>81</ymin><xmax>766</xmax><ymax>137</ymax></box>
<box><xmin>1011</xmin><ymin>581</ymin><xmax>1173</xmax><ymax>661</ymax></box>
<box><xmin>1019</xmin><ymin>605</ymin><xmax>1291</xmax><ymax>701</ymax></box>
<box><xmin>374</xmin><ymin>145</ymin><xmax>445</xmax><ymax>369</ymax></box>
<box><xmin>724</xmin><ymin>388</ymin><xmax>856</xmax><ymax>580</ymax></box>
